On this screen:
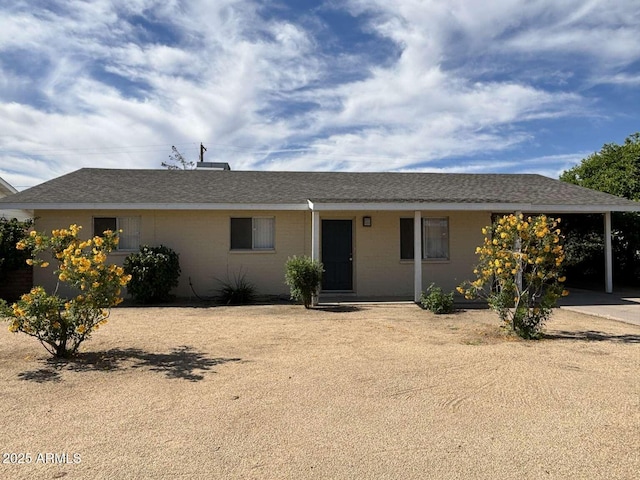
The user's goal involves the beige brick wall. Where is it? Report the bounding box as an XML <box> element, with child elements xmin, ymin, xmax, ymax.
<box><xmin>32</xmin><ymin>209</ymin><xmax>489</xmax><ymax>299</ymax></box>
<box><xmin>33</xmin><ymin>210</ymin><xmax>311</xmax><ymax>298</ymax></box>
<box><xmin>322</xmin><ymin>210</ymin><xmax>490</xmax><ymax>297</ymax></box>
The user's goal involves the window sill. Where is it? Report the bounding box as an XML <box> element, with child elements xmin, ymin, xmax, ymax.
<box><xmin>229</xmin><ymin>249</ymin><xmax>276</xmax><ymax>254</ymax></box>
<box><xmin>399</xmin><ymin>259</ymin><xmax>450</xmax><ymax>264</ymax></box>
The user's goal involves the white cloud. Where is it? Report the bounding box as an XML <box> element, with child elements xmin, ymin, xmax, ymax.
<box><xmin>0</xmin><ymin>0</ymin><xmax>638</xmax><ymax>188</ymax></box>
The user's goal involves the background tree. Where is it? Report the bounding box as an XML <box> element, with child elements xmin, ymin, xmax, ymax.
<box><xmin>0</xmin><ymin>217</ymin><xmax>34</xmax><ymax>281</ymax></box>
<box><xmin>161</xmin><ymin>146</ymin><xmax>195</xmax><ymax>170</ymax></box>
<box><xmin>559</xmin><ymin>132</ymin><xmax>640</xmax><ymax>286</ymax></box>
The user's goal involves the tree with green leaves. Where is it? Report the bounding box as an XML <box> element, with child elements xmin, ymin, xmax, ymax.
<box><xmin>560</xmin><ymin>133</ymin><xmax>640</xmax><ymax>200</ymax></box>
<box><xmin>0</xmin><ymin>217</ymin><xmax>34</xmax><ymax>281</ymax></box>
<box><xmin>559</xmin><ymin>132</ymin><xmax>640</xmax><ymax>286</ymax></box>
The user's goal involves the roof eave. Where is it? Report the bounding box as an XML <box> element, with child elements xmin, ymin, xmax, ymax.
<box><xmin>4</xmin><ymin>201</ymin><xmax>638</xmax><ymax>214</ymax></box>
<box><xmin>308</xmin><ymin>201</ymin><xmax>640</xmax><ymax>213</ymax></box>
<box><xmin>9</xmin><ymin>203</ymin><xmax>309</xmax><ymax>211</ymax></box>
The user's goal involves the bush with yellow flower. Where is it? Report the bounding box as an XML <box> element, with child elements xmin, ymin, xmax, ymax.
<box><xmin>458</xmin><ymin>214</ymin><xmax>568</xmax><ymax>339</ymax></box>
<box><xmin>0</xmin><ymin>224</ymin><xmax>131</xmax><ymax>357</ymax></box>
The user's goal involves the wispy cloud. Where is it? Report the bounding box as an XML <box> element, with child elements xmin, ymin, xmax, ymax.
<box><xmin>0</xmin><ymin>0</ymin><xmax>638</xmax><ymax>189</ymax></box>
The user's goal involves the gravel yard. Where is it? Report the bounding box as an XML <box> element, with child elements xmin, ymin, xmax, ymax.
<box><xmin>1</xmin><ymin>304</ymin><xmax>638</xmax><ymax>479</ymax></box>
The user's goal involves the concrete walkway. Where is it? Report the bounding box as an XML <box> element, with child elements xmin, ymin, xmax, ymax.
<box><xmin>559</xmin><ymin>288</ymin><xmax>640</xmax><ymax>327</ymax></box>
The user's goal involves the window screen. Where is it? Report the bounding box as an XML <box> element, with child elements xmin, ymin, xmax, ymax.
<box><xmin>400</xmin><ymin>217</ymin><xmax>449</xmax><ymax>260</ymax></box>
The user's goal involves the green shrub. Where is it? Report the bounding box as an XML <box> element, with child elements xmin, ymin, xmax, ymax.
<box><xmin>124</xmin><ymin>245</ymin><xmax>181</xmax><ymax>303</ymax></box>
<box><xmin>216</xmin><ymin>270</ymin><xmax>255</xmax><ymax>305</ymax></box>
<box><xmin>284</xmin><ymin>255</ymin><xmax>324</xmax><ymax>308</ymax></box>
<box><xmin>0</xmin><ymin>217</ymin><xmax>34</xmax><ymax>280</ymax></box>
<box><xmin>420</xmin><ymin>283</ymin><xmax>455</xmax><ymax>314</ymax></box>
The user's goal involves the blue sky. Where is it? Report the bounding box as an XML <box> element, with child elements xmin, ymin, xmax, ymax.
<box><xmin>1</xmin><ymin>0</ymin><xmax>639</xmax><ymax>190</ymax></box>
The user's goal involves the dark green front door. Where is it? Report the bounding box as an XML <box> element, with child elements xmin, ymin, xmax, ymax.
<box><xmin>322</xmin><ymin>219</ymin><xmax>353</xmax><ymax>291</ymax></box>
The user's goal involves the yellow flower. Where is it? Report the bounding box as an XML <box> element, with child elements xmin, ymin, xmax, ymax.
<box><xmin>8</xmin><ymin>322</ymin><xmax>19</xmax><ymax>333</ymax></box>
<box><xmin>92</xmin><ymin>281</ymin><xmax>100</xmax><ymax>288</ymax></box>
<box><xmin>25</xmin><ymin>259</ymin><xmax>33</xmax><ymax>265</ymax></box>
<box><xmin>561</xmin><ymin>290</ymin><xmax>570</xmax><ymax>297</ymax></box>
<box><xmin>29</xmin><ymin>230</ymin><xmax>37</xmax><ymax>238</ymax></box>
<box><xmin>76</xmin><ymin>325</ymin><xmax>87</xmax><ymax>334</ymax></box>
<box><xmin>558</xmin><ymin>276</ymin><xmax>566</xmax><ymax>283</ymax></box>
<box><xmin>40</xmin><ymin>262</ymin><xmax>49</xmax><ymax>268</ymax></box>
<box><xmin>53</xmin><ymin>322</ymin><xmax>61</xmax><ymax>329</ymax></box>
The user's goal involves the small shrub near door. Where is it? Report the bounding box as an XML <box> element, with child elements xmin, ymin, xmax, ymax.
<box><xmin>420</xmin><ymin>283</ymin><xmax>455</xmax><ymax>314</ymax></box>
<box><xmin>124</xmin><ymin>245</ymin><xmax>181</xmax><ymax>303</ymax></box>
<box><xmin>284</xmin><ymin>255</ymin><xmax>324</xmax><ymax>308</ymax></box>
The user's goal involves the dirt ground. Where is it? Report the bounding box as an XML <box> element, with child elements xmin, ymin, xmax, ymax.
<box><xmin>0</xmin><ymin>304</ymin><xmax>638</xmax><ymax>480</ymax></box>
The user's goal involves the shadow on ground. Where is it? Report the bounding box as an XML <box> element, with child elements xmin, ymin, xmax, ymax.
<box><xmin>543</xmin><ymin>331</ymin><xmax>640</xmax><ymax>343</ymax></box>
<box><xmin>312</xmin><ymin>305</ymin><xmax>363</xmax><ymax>313</ymax></box>
<box><xmin>17</xmin><ymin>346</ymin><xmax>241</xmax><ymax>383</ymax></box>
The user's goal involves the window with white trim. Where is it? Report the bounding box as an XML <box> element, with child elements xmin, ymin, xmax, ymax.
<box><xmin>230</xmin><ymin>217</ymin><xmax>275</xmax><ymax>250</ymax></box>
<box><xmin>93</xmin><ymin>216</ymin><xmax>141</xmax><ymax>251</ymax></box>
<box><xmin>400</xmin><ymin>217</ymin><xmax>449</xmax><ymax>260</ymax></box>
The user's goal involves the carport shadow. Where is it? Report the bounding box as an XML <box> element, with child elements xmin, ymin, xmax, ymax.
<box><xmin>17</xmin><ymin>346</ymin><xmax>241</xmax><ymax>383</ymax></box>
<box><xmin>558</xmin><ymin>289</ymin><xmax>640</xmax><ymax>307</ymax></box>
<box><xmin>543</xmin><ymin>330</ymin><xmax>640</xmax><ymax>343</ymax></box>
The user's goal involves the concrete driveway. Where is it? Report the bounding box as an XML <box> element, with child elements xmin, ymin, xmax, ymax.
<box><xmin>559</xmin><ymin>288</ymin><xmax>640</xmax><ymax>327</ymax></box>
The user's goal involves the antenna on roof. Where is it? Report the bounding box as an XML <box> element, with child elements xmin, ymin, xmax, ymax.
<box><xmin>199</xmin><ymin>142</ymin><xmax>207</xmax><ymax>162</ymax></box>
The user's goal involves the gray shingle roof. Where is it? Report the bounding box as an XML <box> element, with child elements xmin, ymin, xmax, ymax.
<box><xmin>1</xmin><ymin>168</ymin><xmax>639</xmax><ymax>211</ymax></box>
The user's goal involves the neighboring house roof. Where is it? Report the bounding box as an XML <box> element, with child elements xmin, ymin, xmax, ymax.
<box><xmin>1</xmin><ymin>168</ymin><xmax>639</xmax><ymax>213</ymax></box>
<box><xmin>0</xmin><ymin>176</ymin><xmax>18</xmax><ymax>197</ymax></box>
<box><xmin>0</xmin><ymin>176</ymin><xmax>32</xmax><ymax>221</ymax></box>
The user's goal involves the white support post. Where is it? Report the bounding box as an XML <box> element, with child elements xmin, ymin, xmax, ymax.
<box><xmin>311</xmin><ymin>211</ymin><xmax>320</xmax><ymax>305</ymax></box>
<box><xmin>311</xmin><ymin>211</ymin><xmax>320</xmax><ymax>262</ymax></box>
<box><xmin>414</xmin><ymin>211</ymin><xmax>422</xmax><ymax>303</ymax></box>
<box><xmin>604</xmin><ymin>212</ymin><xmax>613</xmax><ymax>294</ymax></box>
